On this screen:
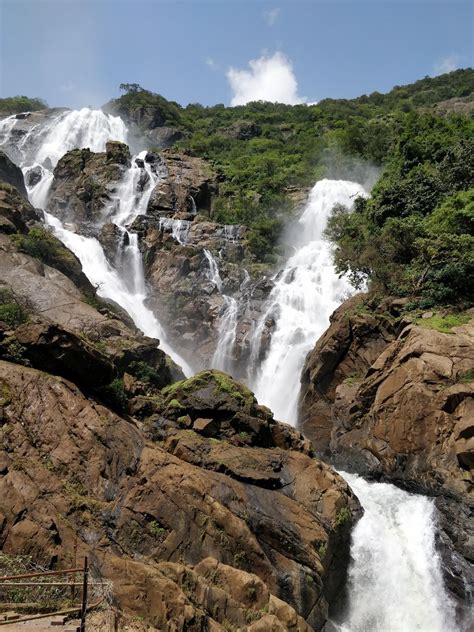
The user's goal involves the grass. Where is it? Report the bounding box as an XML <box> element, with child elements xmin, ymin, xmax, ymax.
<box><xmin>459</xmin><ymin>368</ymin><xmax>474</xmax><ymax>383</ymax></box>
<box><xmin>416</xmin><ymin>313</ymin><xmax>471</xmax><ymax>334</ymax></box>
<box><xmin>343</xmin><ymin>372</ymin><xmax>364</xmax><ymax>386</ymax></box>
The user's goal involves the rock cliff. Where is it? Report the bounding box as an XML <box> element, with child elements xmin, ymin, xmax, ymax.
<box><xmin>299</xmin><ymin>295</ymin><xmax>474</xmax><ymax>612</ymax></box>
<box><xmin>0</xmin><ymin>169</ymin><xmax>359</xmax><ymax>630</ymax></box>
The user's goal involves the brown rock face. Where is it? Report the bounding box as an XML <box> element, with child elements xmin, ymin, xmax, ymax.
<box><xmin>331</xmin><ymin>321</ymin><xmax>474</xmax><ymax>495</ymax></box>
<box><xmin>0</xmin><ymin>361</ymin><xmax>359</xmax><ymax>630</ymax></box>
<box><xmin>147</xmin><ymin>151</ymin><xmax>217</xmax><ymax>216</ymax></box>
<box><xmin>0</xmin><ymin>150</ymin><xmax>28</xmax><ymax>199</ymax></box>
<box><xmin>299</xmin><ymin>296</ymin><xmax>474</xmax><ymax>610</ymax></box>
<box><xmin>299</xmin><ymin>295</ymin><xmax>398</xmax><ymax>454</ymax></box>
<box><xmin>47</xmin><ymin>145</ymin><xmax>130</xmax><ymax>230</ymax></box>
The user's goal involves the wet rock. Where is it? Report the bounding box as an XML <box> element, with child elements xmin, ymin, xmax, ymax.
<box><xmin>0</xmin><ymin>183</ymin><xmax>41</xmax><ymax>233</ymax></box>
<box><xmin>98</xmin><ymin>222</ymin><xmax>126</xmax><ymax>263</ymax></box>
<box><xmin>105</xmin><ymin>140</ymin><xmax>131</xmax><ymax>165</ymax></box>
<box><xmin>147</xmin><ymin>151</ymin><xmax>217</xmax><ymax>216</ymax></box>
<box><xmin>146</xmin><ymin>126</ymin><xmax>185</xmax><ymax>148</ymax></box>
<box><xmin>47</xmin><ymin>146</ymin><xmax>128</xmax><ymax>230</ymax></box>
<box><xmin>0</xmin><ymin>150</ymin><xmax>28</xmax><ymax>198</ymax></box>
<box><xmin>24</xmin><ymin>164</ymin><xmax>43</xmax><ymax>188</ymax></box>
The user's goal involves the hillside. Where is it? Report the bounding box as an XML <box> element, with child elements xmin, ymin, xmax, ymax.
<box><xmin>101</xmin><ymin>70</ymin><xmax>474</xmax><ymax>264</ymax></box>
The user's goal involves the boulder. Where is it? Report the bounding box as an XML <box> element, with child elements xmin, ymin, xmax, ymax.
<box><xmin>299</xmin><ymin>295</ymin><xmax>398</xmax><ymax>454</ymax></box>
<box><xmin>0</xmin><ymin>150</ymin><xmax>28</xmax><ymax>198</ymax></box>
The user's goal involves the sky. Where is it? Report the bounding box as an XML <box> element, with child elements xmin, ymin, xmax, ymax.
<box><xmin>1</xmin><ymin>0</ymin><xmax>473</xmax><ymax>109</ymax></box>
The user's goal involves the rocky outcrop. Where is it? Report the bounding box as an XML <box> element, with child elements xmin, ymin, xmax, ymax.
<box><xmin>0</xmin><ymin>182</ymin><xmax>40</xmax><ymax>233</ymax></box>
<box><xmin>299</xmin><ymin>296</ymin><xmax>474</xmax><ymax>610</ymax></box>
<box><xmin>0</xmin><ymin>360</ymin><xmax>359</xmax><ymax>630</ymax></box>
<box><xmin>299</xmin><ymin>295</ymin><xmax>399</xmax><ymax>454</ymax></box>
<box><xmin>0</xmin><ymin>150</ymin><xmax>28</xmax><ymax>198</ymax></box>
<box><xmin>47</xmin><ymin>142</ymin><xmax>131</xmax><ymax>230</ymax></box>
<box><xmin>147</xmin><ymin>151</ymin><xmax>217</xmax><ymax>216</ymax></box>
<box><xmin>0</xmin><ymin>175</ymin><xmax>360</xmax><ymax>629</ymax></box>
<box><xmin>146</xmin><ymin>126</ymin><xmax>185</xmax><ymax>148</ymax></box>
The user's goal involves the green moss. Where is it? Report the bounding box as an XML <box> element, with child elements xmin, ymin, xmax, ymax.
<box><xmin>162</xmin><ymin>370</ymin><xmax>255</xmax><ymax>411</ymax></box>
<box><xmin>416</xmin><ymin>313</ymin><xmax>471</xmax><ymax>334</ymax></box>
<box><xmin>148</xmin><ymin>520</ymin><xmax>166</xmax><ymax>538</ymax></box>
<box><xmin>317</xmin><ymin>542</ymin><xmax>327</xmax><ymax>560</ymax></box>
<box><xmin>459</xmin><ymin>368</ymin><xmax>474</xmax><ymax>383</ymax></box>
<box><xmin>167</xmin><ymin>398</ymin><xmax>184</xmax><ymax>409</ymax></box>
<box><xmin>343</xmin><ymin>373</ymin><xmax>364</xmax><ymax>386</ymax></box>
<box><xmin>334</xmin><ymin>506</ymin><xmax>352</xmax><ymax>527</ymax></box>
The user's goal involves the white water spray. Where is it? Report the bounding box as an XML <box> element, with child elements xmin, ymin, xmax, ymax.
<box><xmin>211</xmin><ymin>296</ymin><xmax>239</xmax><ymax>373</ymax></box>
<box><xmin>0</xmin><ymin>109</ymin><xmax>191</xmax><ymax>374</ymax></box>
<box><xmin>0</xmin><ymin>108</ymin><xmax>127</xmax><ymax>208</ymax></box>
<box><xmin>158</xmin><ymin>217</ymin><xmax>192</xmax><ymax>244</ymax></box>
<box><xmin>45</xmin><ymin>150</ymin><xmax>192</xmax><ymax>375</ymax></box>
<box><xmin>334</xmin><ymin>473</ymin><xmax>458</xmax><ymax>632</ymax></box>
<box><xmin>249</xmin><ymin>179</ymin><xmax>367</xmax><ymax>424</ymax></box>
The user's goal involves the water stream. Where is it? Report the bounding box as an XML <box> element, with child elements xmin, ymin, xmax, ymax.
<box><xmin>333</xmin><ymin>473</ymin><xmax>458</xmax><ymax>632</ymax></box>
<box><xmin>248</xmin><ymin>179</ymin><xmax>367</xmax><ymax>423</ymax></box>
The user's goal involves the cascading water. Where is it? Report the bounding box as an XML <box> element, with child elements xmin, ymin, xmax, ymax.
<box><xmin>243</xmin><ymin>178</ymin><xmax>458</xmax><ymax>631</ymax></box>
<box><xmin>1</xmin><ymin>107</ymin><xmax>460</xmax><ymax>629</ymax></box>
<box><xmin>333</xmin><ymin>473</ymin><xmax>458</xmax><ymax>632</ymax></box>
<box><xmin>211</xmin><ymin>296</ymin><xmax>239</xmax><ymax>373</ymax></box>
<box><xmin>44</xmin><ymin>151</ymin><xmax>192</xmax><ymax>375</ymax></box>
<box><xmin>204</xmin><ymin>249</ymin><xmax>223</xmax><ymax>291</ymax></box>
<box><xmin>249</xmin><ymin>179</ymin><xmax>367</xmax><ymax>424</ymax></box>
<box><xmin>158</xmin><ymin>217</ymin><xmax>192</xmax><ymax>244</ymax></box>
<box><xmin>0</xmin><ymin>108</ymin><xmax>128</xmax><ymax>208</ymax></box>
<box><xmin>1</xmin><ymin>108</ymin><xmax>191</xmax><ymax>374</ymax></box>
<box><xmin>204</xmin><ymin>248</ymin><xmax>240</xmax><ymax>373</ymax></box>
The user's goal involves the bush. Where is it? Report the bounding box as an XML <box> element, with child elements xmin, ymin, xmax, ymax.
<box><xmin>0</xmin><ymin>288</ymin><xmax>29</xmax><ymax>327</ymax></box>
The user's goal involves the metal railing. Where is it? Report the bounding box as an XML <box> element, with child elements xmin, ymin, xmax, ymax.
<box><xmin>0</xmin><ymin>556</ymin><xmax>104</xmax><ymax>630</ymax></box>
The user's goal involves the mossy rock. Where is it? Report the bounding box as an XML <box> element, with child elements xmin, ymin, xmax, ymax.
<box><xmin>161</xmin><ymin>370</ymin><xmax>268</xmax><ymax>420</ymax></box>
<box><xmin>12</xmin><ymin>227</ymin><xmax>94</xmax><ymax>293</ymax></box>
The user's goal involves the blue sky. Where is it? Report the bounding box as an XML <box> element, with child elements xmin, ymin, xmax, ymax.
<box><xmin>1</xmin><ymin>0</ymin><xmax>472</xmax><ymax>108</ymax></box>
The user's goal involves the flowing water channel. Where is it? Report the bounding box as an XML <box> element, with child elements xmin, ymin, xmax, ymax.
<box><xmin>0</xmin><ymin>108</ymin><xmax>461</xmax><ymax>631</ymax></box>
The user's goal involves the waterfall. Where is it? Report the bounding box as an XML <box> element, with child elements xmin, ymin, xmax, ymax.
<box><xmin>0</xmin><ymin>108</ymin><xmax>128</xmax><ymax>208</ymax></box>
<box><xmin>333</xmin><ymin>473</ymin><xmax>458</xmax><ymax>632</ymax></box>
<box><xmin>204</xmin><ymin>249</ymin><xmax>223</xmax><ymax>291</ymax></box>
<box><xmin>1</xmin><ymin>108</ymin><xmax>191</xmax><ymax>374</ymax></box>
<box><xmin>249</xmin><ymin>179</ymin><xmax>367</xmax><ymax>424</ymax></box>
<box><xmin>44</xmin><ymin>152</ymin><xmax>193</xmax><ymax>375</ymax></box>
<box><xmin>211</xmin><ymin>296</ymin><xmax>239</xmax><ymax>373</ymax></box>
<box><xmin>158</xmin><ymin>217</ymin><xmax>192</xmax><ymax>244</ymax></box>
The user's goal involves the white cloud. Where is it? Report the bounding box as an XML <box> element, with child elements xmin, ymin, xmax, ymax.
<box><xmin>433</xmin><ymin>54</ymin><xmax>460</xmax><ymax>76</ymax></box>
<box><xmin>263</xmin><ymin>7</ymin><xmax>280</xmax><ymax>26</ymax></box>
<box><xmin>227</xmin><ymin>52</ymin><xmax>305</xmax><ymax>106</ymax></box>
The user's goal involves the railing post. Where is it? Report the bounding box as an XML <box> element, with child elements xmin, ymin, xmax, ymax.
<box><xmin>79</xmin><ymin>556</ymin><xmax>88</xmax><ymax>632</ymax></box>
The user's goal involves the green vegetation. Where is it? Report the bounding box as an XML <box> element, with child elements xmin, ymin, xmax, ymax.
<box><xmin>334</xmin><ymin>506</ymin><xmax>352</xmax><ymax>526</ymax></box>
<box><xmin>0</xmin><ymin>96</ymin><xmax>47</xmax><ymax>114</ymax></box>
<box><xmin>101</xmin><ymin>378</ymin><xmax>128</xmax><ymax>412</ymax></box>
<box><xmin>325</xmin><ymin>114</ymin><xmax>474</xmax><ymax>306</ymax></box>
<box><xmin>459</xmin><ymin>368</ymin><xmax>474</xmax><ymax>383</ymax></box>
<box><xmin>415</xmin><ymin>313</ymin><xmax>471</xmax><ymax>334</ymax></box>
<box><xmin>0</xmin><ymin>288</ymin><xmax>29</xmax><ymax>327</ymax></box>
<box><xmin>12</xmin><ymin>227</ymin><xmax>79</xmax><ymax>276</ymax></box>
<box><xmin>108</xmin><ymin>70</ymin><xmax>473</xmax><ymax>263</ymax></box>
<box><xmin>128</xmin><ymin>360</ymin><xmax>166</xmax><ymax>387</ymax></box>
